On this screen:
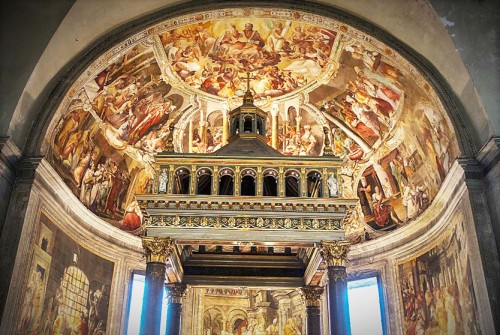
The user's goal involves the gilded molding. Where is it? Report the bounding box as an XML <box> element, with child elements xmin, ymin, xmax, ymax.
<box><xmin>142</xmin><ymin>236</ymin><xmax>175</xmax><ymax>264</ymax></box>
<box><xmin>149</xmin><ymin>215</ymin><xmax>343</xmax><ymax>231</ymax></box>
<box><xmin>300</xmin><ymin>285</ymin><xmax>324</xmax><ymax>307</ymax></box>
<box><xmin>320</xmin><ymin>240</ymin><xmax>350</xmax><ymax>267</ymax></box>
<box><xmin>166</xmin><ymin>283</ymin><xmax>188</xmax><ymax>304</ymax></box>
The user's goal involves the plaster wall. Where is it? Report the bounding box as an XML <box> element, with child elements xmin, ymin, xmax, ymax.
<box><xmin>0</xmin><ymin>160</ymin><xmax>144</xmax><ymax>335</ymax></box>
<box><xmin>2</xmin><ymin>0</ymin><xmax>496</xmax><ymax>152</ymax></box>
<box><xmin>347</xmin><ymin>161</ymin><xmax>496</xmax><ymax>334</ymax></box>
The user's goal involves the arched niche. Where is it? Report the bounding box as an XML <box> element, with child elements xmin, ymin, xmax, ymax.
<box><xmin>196</xmin><ymin>168</ymin><xmax>213</xmax><ymax>195</ymax></box>
<box><xmin>240</xmin><ymin>169</ymin><xmax>256</xmax><ymax>196</ymax></box>
<box><xmin>307</xmin><ymin>170</ymin><xmax>322</xmax><ymax>198</ymax></box>
<box><xmin>263</xmin><ymin>169</ymin><xmax>278</xmax><ymax>197</ymax></box>
<box><xmin>218</xmin><ymin>168</ymin><xmax>235</xmax><ymax>196</ymax></box>
<box><xmin>285</xmin><ymin>170</ymin><xmax>300</xmax><ymax>197</ymax></box>
<box><xmin>173</xmin><ymin>168</ymin><xmax>191</xmax><ymax>195</ymax></box>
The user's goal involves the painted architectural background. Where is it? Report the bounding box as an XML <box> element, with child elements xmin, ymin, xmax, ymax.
<box><xmin>16</xmin><ymin>212</ymin><xmax>115</xmax><ymax>335</ymax></box>
<box><xmin>398</xmin><ymin>213</ymin><xmax>481</xmax><ymax>335</ymax></box>
<box><xmin>184</xmin><ymin>287</ymin><xmax>304</xmax><ymax>335</ymax></box>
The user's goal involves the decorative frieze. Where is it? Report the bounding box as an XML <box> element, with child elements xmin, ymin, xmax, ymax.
<box><xmin>148</xmin><ymin>215</ymin><xmax>344</xmax><ymax>231</ymax></box>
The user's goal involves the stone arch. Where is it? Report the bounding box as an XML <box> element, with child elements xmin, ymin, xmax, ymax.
<box><xmin>23</xmin><ymin>0</ymin><xmax>476</xmax><ymax>160</ymax></box>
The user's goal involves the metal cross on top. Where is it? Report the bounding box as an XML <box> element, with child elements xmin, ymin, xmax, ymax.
<box><xmin>242</xmin><ymin>71</ymin><xmax>255</xmax><ymax>92</ymax></box>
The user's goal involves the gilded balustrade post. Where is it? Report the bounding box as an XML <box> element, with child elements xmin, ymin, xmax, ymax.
<box><xmin>300</xmin><ymin>285</ymin><xmax>325</xmax><ymax>335</ymax></box>
<box><xmin>271</xmin><ymin>105</ymin><xmax>279</xmax><ymax>150</ymax></box>
<box><xmin>320</xmin><ymin>241</ymin><xmax>351</xmax><ymax>335</ymax></box>
<box><xmin>140</xmin><ymin>237</ymin><xmax>175</xmax><ymax>335</ymax></box>
<box><xmin>165</xmin><ymin>283</ymin><xmax>188</xmax><ymax>335</ymax></box>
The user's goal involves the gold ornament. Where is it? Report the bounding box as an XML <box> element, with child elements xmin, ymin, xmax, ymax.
<box><xmin>142</xmin><ymin>236</ymin><xmax>175</xmax><ymax>263</ymax></box>
<box><xmin>319</xmin><ymin>240</ymin><xmax>350</xmax><ymax>267</ymax></box>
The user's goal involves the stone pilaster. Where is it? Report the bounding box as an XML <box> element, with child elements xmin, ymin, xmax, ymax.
<box><xmin>0</xmin><ymin>155</ymin><xmax>41</xmax><ymax>320</ymax></box>
<box><xmin>458</xmin><ymin>157</ymin><xmax>500</xmax><ymax>334</ymax></box>
<box><xmin>165</xmin><ymin>283</ymin><xmax>188</xmax><ymax>335</ymax></box>
<box><xmin>320</xmin><ymin>241</ymin><xmax>351</xmax><ymax>335</ymax></box>
<box><xmin>140</xmin><ymin>237</ymin><xmax>175</xmax><ymax>335</ymax></box>
<box><xmin>300</xmin><ymin>285</ymin><xmax>324</xmax><ymax>335</ymax></box>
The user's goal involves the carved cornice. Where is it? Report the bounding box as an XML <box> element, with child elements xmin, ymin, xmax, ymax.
<box><xmin>320</xmin><ymin>240</ymin><xmax>350</xmax><ymax>267</ymax></box>
<box><xmin>142</xmin><ymin>236</ymin><xmax>175</xmax><ymax>263</ymax></box>
<box><xmin>15</xmin><ymin>156</ymin><xmax>44</xmax><ymax>182</ymax></box>
<box><xmin>475</xmin><ymin>136</ymin><xmax>500</xmax><ymax>175</ymax></box>
<box><xmin>165</xmin><ymin>283</ymin><xmax>188</xmax><ymax>304</ymax></box>
<box><xmin>457</xmin><ymin>158</ymin><xmax>484</xmax><ymax>180</ymax></box>
<box><xmin>300</xmin><ymin>285</ymin><xmax>324</xmax><ymax>307</ymax></box>
<box><xmin>138</xmin><ymin>197</ymin><xmax>355</xmax><ymax>216</ymax></box>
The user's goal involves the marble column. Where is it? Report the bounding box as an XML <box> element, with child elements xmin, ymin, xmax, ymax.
<box><xmin>140</xmin><ymin>237</ymin><xmax>174</xmax><ymax>335</ymax></box>
<box><xmin>320</xmin><ymin>241</ymin><xmax>351</xmax><ymax>335</ymax></box>
<box><xmin>300</xmin><ymin>285</ymin><xmax>324</xmax><ymax>335</ymax></box>
<box><xmin>165</xmin><ymin>283</ymin><xmax>188</xmax><ymax>335</ymax></box>
<box><xmin>271</xmin><ymin>106</ymin><xmax>279</xmax><ymax>150</ymax></box>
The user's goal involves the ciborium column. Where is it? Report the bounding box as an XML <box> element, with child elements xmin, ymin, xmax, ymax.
<box><xmin>165</xmin><ymin>283</ymin><xmax>188</xmax><ymax>335</ymax></box>
<box><xmin>320</xmin><ymin>241</ymin><xmax>351</xmax><ymax>335</ymax></box>
<box><xmin>140</xmin><ymin>237</ymin><xmax>174</xmax><ymax>335</ymax></box>
<box><xmin>300</xmin><ymin>285</ymin><xmax>324</xmax><ymax>335</ymax></box>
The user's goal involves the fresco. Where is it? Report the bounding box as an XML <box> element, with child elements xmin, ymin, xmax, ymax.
<box><xmin>194</xmin><ymin>288</ymin><xmax>304</xmax><ymax>335</ymax></box>
<box><xmin>17</xmin><ymin>212</ymin><xmax>114</xmax><ymax>335</ymax></box>
<box><xmin>45</xmin><ymin>9</ymin><xmax>458</xmax><ymax>239</ymax></box>
<box><xmin>397</xmin><ymin>217</ymin><xmax>481</xmax><ymax>335</ymax></box>
<box><xmin>160</xmin><ymin>19</ymin><xmax>337</xmax><ymax>99</ymax></box>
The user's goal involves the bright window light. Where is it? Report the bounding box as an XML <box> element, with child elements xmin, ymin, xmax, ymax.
<box><xmin>348</xmin><ymin>276</ymin><xmax>384</xmax><ymax>335</ymax></box>
<box><xmin>127</xmin><ymin>273</ymin><xmax>168</xmax><ymax>335</ymax></box>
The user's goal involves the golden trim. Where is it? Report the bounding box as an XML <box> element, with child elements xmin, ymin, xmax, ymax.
<box><xmin>142</xmin><ymin>236</ymin><xmax>175</xmax><ymax>263</ymax></box>
<box><xmin>320</xmin><ymin>240</ymin><xmax>350</xmax><ymax>267</ymax></box>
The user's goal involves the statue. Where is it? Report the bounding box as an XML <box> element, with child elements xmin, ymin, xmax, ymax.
<box><xmin>158</xmin><ymin>169</ymin><xmax>168</xmax><ymax>193</ymax></box>
<box><xmin>327</xmin><ymin>172</ymin><xmax>338</xmax><ymax>197</ymax></box>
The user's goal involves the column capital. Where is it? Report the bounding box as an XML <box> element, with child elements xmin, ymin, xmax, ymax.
<box><xmin>320</xmin><ymin>240</ymin><xmax>350</xmax><ymax>267</ymax></box>
<box><xmin>300</xmin><ymin>285</ymin><xmax>324</xmax><ymax>307</ymax></box>
<box><xmin>142</xmin><ymin>236</ymin><xmax>175</xmax><ymax>263</ymax></box>
<box><xmin>166</xmin><ymin>283</ymin><xmax>188</xmax><ymax>303</ymax></box>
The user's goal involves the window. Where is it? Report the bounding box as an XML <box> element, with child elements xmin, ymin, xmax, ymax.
<box><xmin>347</xmin><ymin>276</ymin><xmax>384</xmax><ymax>335</ymax></box>
<box><xmin>126</xmin><ymin>273</ymin><xmax>168</xmax><ymax>335</ymax></box>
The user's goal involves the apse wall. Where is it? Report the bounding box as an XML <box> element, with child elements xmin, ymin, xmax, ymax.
<box><xmin>2</xmin><ymin>160</ymin><xmax>143</xmax><ymax>334</ymax></box>
<box><xmin>347</xmin><ymin>161</ymin><xmax>492</xmax><ymax>334</ymax></box>
<box><xmin>3</xmin><ymin>158</ymin><xmax>494</xmax><ymax>334</ymax></box>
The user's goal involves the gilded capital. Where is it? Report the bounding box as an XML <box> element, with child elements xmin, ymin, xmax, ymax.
<box><xmin>300</xmin><ymin>285</ymin><xmax>324</xmax><ymax>307</ymax></box>
<box><xmin>142</xmin><ymin>236</ymin><xmax>175</xmax><ymax>264</ymax></box>
<box><xmin>319</xmin><ymin>240</ymin><xmax>350</xmax><ymax>267</ymax></box>
<box><xmin>166</xmin><ymin>283</ymin><xmax>188</xmax><ymax>304</ymax></box>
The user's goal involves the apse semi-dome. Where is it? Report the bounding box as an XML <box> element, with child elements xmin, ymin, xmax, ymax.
<box><xmin>44</xmin><ymin>7</ymin><xmax>459</xmax><ymax>243</ymax></box>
